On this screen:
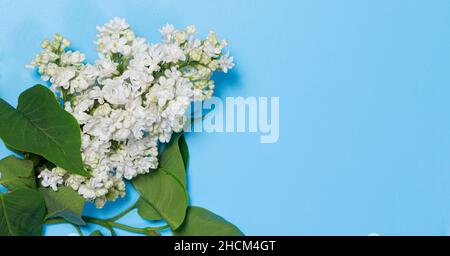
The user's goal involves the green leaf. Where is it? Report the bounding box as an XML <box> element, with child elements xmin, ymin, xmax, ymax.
<box><xmin>173</xmin><ymin>206</ymin><xmax>244</xmax><ymax>236</ymax></box>
<box><xmin>133</xmin><ymin>170</ymin><xmax>187</xmax><ymax>229</ymax></box>
<box><xmin>39</xmin><ymin>187</ymin><xmax>85</xmax><ymax>225</ymax></box>
<box><xmin>0</xmin><ymin>85</ymin><xmax>88</xmax><ymax>176</ymax></box>
<box><xmin>132</xmin><ymin>133</ymin><xmax>188</xmax><ymax>229</ymax></box>
<box><xmin>0</xmin><ymin>155</ymin><xmax>36</xmax><ymax>191</ymax></box>
<box><xmin>90</xmin><ymin>230</ymin><xmax>103</xmax><ymax>236</ymax></box>
<box><xmin>178</xmin><ymin>134</ymin><xmax>189</xmax><ymax>169</ymax></box>
<box><xmin>136</xmin><ymin>198</ymin><xmax>162</xmax><ymax>221</ymax></box>
<box><xmin>159</xmin><ymin>133</ymin><xmax>188</xmax><ymax>190</ymax></box>
<box><xmin>0</xmin><ymin>188</ymin><xmax>46</xmax><ymax>236</ymax></box>
<box><xmin>4</xmin><ymin>145</ymin><xmax>45</xmax><ymax>166</ymax></box>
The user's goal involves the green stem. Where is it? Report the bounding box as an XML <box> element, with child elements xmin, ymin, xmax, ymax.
<box><xmin>107</xmin><ymin>221</ymin><xmax>148</xmax><ymax>234</ymax></box>
<box><xmin>106</xmin><ymin>202</ymin><xmax>137</xmax><ymax>222</ymax></box>
<box><xmin>82</xmin><ymin>217</ymin><xmax>117</xmax><ymax>236</ymax></box>
<box><xmin>45</xmin><ymin>216</ymin><xmax>170</xmax><ymax>236</ymax></box>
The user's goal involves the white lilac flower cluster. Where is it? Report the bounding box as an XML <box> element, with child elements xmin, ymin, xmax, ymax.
<box><xmin>28</xmin><ymin>17</ymin><xmax>234</xmax><ymax>208</ymax></box>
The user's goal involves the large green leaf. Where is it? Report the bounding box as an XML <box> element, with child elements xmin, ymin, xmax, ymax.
<box><xmin>39</xmin><ymin>187</ymin><xmax>85</xmax><ymax>225</ymax></box>
<box><xmin>173</xmin><ymin>206</ymin><xmax>244</xmax><ymax>236</ymax></box>
<box><xmin>136</xmin><ymin>198</ymin><xmax>162</xmax><ymax>221</ymax></box>
<box><xmin>0</xmin><ymin>188</ymin><xmax>46</xmax><ymax>236</ymax></box>
<box><xmin>132</xmin><ymin>133</ymin><xmax>188</xmax><ymax>229</ymax></box>
<box><xmin>0</xmin><ymin>155</ymin><xmax>36</xmax><ymax>191</ymax></box>
<box><xmin>0</xmin><ymin>85</ymin><xmax>88</xmax><ymax>176</ymax></box>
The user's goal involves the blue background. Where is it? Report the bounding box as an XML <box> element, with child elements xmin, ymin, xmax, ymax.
<box><xmin>1</xmin><ymin>0</ymin><xmax>450</xmax><ymax>235</ymax></box>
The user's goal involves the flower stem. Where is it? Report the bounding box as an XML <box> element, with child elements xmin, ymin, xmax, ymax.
<box><xmin>45</xmin><ymin>216</ymin><xmax>170</xmax><ymax>236</ymax></box>
<box><xmin>106</xmin><ymin>202</ymin><xmax>137</xmax><ymax>222</ymax></box>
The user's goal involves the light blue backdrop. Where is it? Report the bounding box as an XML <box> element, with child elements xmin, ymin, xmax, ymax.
<box><xmin>1</xmin><ymin>0</ymin><xmax>450</xmax><ymax>236</ymax></box>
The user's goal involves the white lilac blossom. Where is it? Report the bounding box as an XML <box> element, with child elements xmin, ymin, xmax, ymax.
<box><xmin>27</xmin><ymin>17</ymin><xmax>234</xmax><ymax>208</ymax></box>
